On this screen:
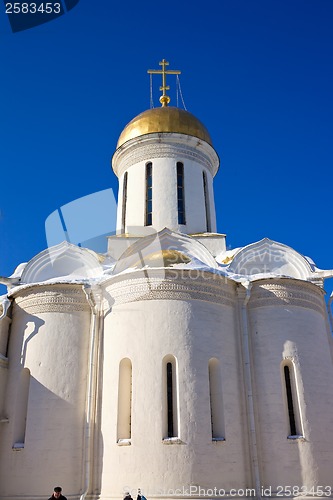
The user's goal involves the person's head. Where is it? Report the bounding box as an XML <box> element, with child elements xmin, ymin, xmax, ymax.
<box><xmin>53</xmin><ymin>487</ymin><xmax>62</xmax><ymax>498</ymax></box>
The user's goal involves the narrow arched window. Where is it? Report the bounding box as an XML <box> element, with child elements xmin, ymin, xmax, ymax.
<box><xmin>117</xmin><ymin>358</ymin><xmax>132</xmax><ymax>442</ymax></box>
<box><xmin>13</xmin><ymin>367</ymin><xmax>30</xmax><ymax>448</ymax></box>
<box><xmin>177</xmin><ymin>162</ymin><xmax>186</xmax><ymax>225</ymax></box>
<box><xmin>167</xmin><ymin>362</ymin><xmax>174</xmax><ymax>437</ymax></box>
<box><xmin>203</xmin><ymin>171</ymin><xmax>211</xmax><ymax>232</ymax></box>
<box><xmin>145</xmin><ymin>162</ymin><xmax>152</xmax><ymax>226</ymax></box>
<box><xmin>163</xmin><ymin>355</ymin><xmax>179</xmax><ymax>439</ymax></box>
<box><xmin>209</xmin><ymin>358</ymin><xmax>225</xmax><ymax>440</ymax></box>
<box><xmin>121</xmin><ymin>171</ymin><xmax>128</xmax><ymax>232</ymax></box>
<box><xmin>282</xmin><ymin>362</ymin><xmax>303</xmax><ymax>438</ymax></box>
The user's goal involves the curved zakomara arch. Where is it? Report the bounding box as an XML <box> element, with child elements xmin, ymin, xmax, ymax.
<box><xmin>113</xmin><ymin>227</ymin><xmax>218</xmax><ymax>275</ymax></box>
<box><xmin>21</xmin><ymin>241</ymin><xmax>103</xmax><ymax>283</ymax></box>
<box><xmin>228</xmin><ymin>238</ymin><xmax>314</xmax><ymax>280</ymax></box>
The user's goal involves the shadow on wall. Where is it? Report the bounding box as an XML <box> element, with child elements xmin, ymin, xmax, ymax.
<box><xmin>21</xmin><ymin>317</ymin><xmax>45</xmax><ymax>366</ymax></box>
<box><xmin>0</xmin><ymin>308</ymin><xmax>105</xmax><ymax>499</ymax></box>
<box><xmin>6</xmin><ymin>376</ymin><xmax>102</xmax><ymax>497</ymax></box>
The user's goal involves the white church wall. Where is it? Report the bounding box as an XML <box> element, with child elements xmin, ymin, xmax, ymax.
<box><xmin>120</xmin><ymin>156</ymin><xmax>181</xmax><ymax>232</ymax></box>
<box><xmin>203</xmin><ymin>165</ymin><xmax>217</xmax><ymax>233</ymax></box>
<box><xmin>0</xmin><ymin>357</ymin><xmax>8</xmax><ymax>420</ymax></box>
<box><xmin>113</xmin><ymin>134</ymin><xmax>219</xmax><ymax>236</ymax></box>
<box><xmin>183</xmin><ymin>161</ymin><xmax>210</xmax><ymax>233</ymax></box>
<box><xmin>123</xmin><ymin>163</ymin><xmax>146</xmax><ymax>231</ymax></box>
<box><xmin>0</xmin><ymin>316</ymin><xmax>10</xmax><ymax>417</ymax></box>
<box><xmin>115</xmin><ymin>174</ymin><xmax>123</xmax><ymax>232</ymax></box>
<box><xmin>2</xmin><ymin>80</ymin><xmax>333</xmax><ymax>500</ymax></box>
<box><xmin>0</xmin><ymin>285</ymin><xmax>91</xmax><ymax>499</ymax></box>
<box><xmin>192</xmin><ymin>234</ymin><xmax>226</xmax><ymax>257</ymax></box>
<box><xmin>248</xmin><ymin>279</ymin><xmax>333</xmax><ymax>491</ymax></box>
<box><xmin>118</xmin><ymin>157</ymin><xmax>215</xmax><ymax>235</ymax></box>
<box><xmin>153</xmin><ymin>157</ymin><xmax>180</xmax><ymax>231</ymax></box>
<box><xmin>116</xmin><ymin>169</ymin><xmax>219</xmax><ymax>238</ymax></box>
<box><xmin>0</xmin><ymin>315</ymin><xmax>11</xmax><ymax>356</ymax></box>
<box><xmin>324</xmin><ymin>304</ymin><xmax>333</xmax><ymax>365</ymax></box>
<box><xmin>99</xmin><ymin>270</ymin><xmax>251</xmax><ymax>500</ymax></box>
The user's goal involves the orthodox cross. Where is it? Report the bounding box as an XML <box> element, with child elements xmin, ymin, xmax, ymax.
<box><xmin>148</xmin><ymin>59</ymin><xmax>181</xmax><ymax>107</ymax></box>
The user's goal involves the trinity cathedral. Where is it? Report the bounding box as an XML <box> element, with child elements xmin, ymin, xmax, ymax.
<box><xmin>0</xmin><ymin>61</ymin><xmax>333</xmax><ymax>500</ymax></box>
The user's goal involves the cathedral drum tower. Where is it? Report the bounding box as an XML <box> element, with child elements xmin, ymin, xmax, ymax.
<box><xmin>0</xmin><ymin>60</ymin><xmax>333</xmax><ymax>500</ymax></box>
<box><xmin>99</xmin><ymin>61</ymin><xmax>333</xmax><ymax>499</ymax></box>
<box><xmin>101</xmin><ymin>61</ymin><xmax>251</xmax><ymax>499</ymax></box>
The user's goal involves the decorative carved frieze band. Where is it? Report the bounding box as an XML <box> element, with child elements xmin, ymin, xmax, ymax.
<box><xmin>113</xmin><ymin>135</ymin><xmax>218</xmax><ymax>177</ymax></box>
<box><xmin>248</xmin><ymin>280</ymin><xmax>325</xmax><ymax>315</ymax></box>
<box><xmin>105</xmin><ymin>269</ymin><xmax>236</xmax><ymax>308</ymax></box>
<box><xmin>13</xmin><ymin>285</ymin><xmax>90</xmax><ymax>315</ymax></box>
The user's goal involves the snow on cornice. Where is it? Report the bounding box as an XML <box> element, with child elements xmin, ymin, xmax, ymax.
<box><xmin>4</xmin><ymin>236</ymin><xmax>333</xmax><ymax>297</ymax></box>
<box><xmin>20</xmin><ymin>241</ymin><xmax>104</xmax><ymax>284</ymax></box>
<box><xmin>113</xmin><ymin>227</ymin><xmax>218</xmax><ymax>275</ymax></box>
<box><xmin>227</xmin><ymin>238</ymin><xmax>315</xmax><ymax>280</ymax></box>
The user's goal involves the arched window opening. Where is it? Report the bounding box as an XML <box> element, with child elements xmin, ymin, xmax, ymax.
<box><xmin>167</xmin><ymin>362</ymin><xmax>174</xmax><ymax>437</ymax></box>
<box><xmin>121</xmin><ymin>171</ymin><xmax>128</xmax><ymax>232</ymax></box>
<box><xmin>177</xmin><ymin>162</ymin><xmax>186</xmax><ymax>225</ymax></box>
<box><xmin>145</xmin><ymin>162</ymin><xmax>152</xmax><ymax>226</ymax></box>
<box><xmin>203</xmin><ymin>171</ymin><xmax>211</xmax><ymax>232</ymax></box>
<box><xmin>163</xmin><ymin>355</ymin><xmax>179</xmax><ymax>439</ymax></box>
<box><xmin>209</xmin><ymin>358</ymin><xmax>225</xmax><ymax>440</ymax></box>
<box><xmin>282</xmin><ymin>363</ymin><xmax>303</xmax><ymax>438</ymax></box>
<box><xmin>117</xmin><ymin>358</ymin><xmax>132</xmax><ymax>443</ymax></box>
<box><xmin>13</xmin><ymin>367</ymin><xmax>30</xmax><ymax>448</ymax></box>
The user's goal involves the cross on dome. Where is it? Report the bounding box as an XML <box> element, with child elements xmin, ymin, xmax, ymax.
<box><xmin>148</xmin><ymin>59</ymin><xmax>181</xmax><ymax>107</ymax></box>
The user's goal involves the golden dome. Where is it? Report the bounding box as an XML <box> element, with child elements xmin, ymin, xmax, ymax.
<box><xmin>117</xmin><ymin>106</ymin><xmax>212</xmax><ymax>148</ymax></box>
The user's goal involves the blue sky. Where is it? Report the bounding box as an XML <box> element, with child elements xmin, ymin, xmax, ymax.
<box><xmin>0</xmin><ymin>0</ymin><xmax>332</xmax><ymax>296</ymax></box>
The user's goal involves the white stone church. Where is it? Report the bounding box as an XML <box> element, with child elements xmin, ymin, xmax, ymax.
<box><xmin>0</xmin><ymin>61</ymin><xmax>333</xmax><ymax>500</ymax></box>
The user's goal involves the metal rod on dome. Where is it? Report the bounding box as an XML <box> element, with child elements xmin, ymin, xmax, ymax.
<box><xmin>176</xmin><ymin>75</ymin><xmax>187</xmax><ymax>110</ymax></box>
<box><xmin>147</xmin><ymin>59</ymin><xmax>181</xmax><ymax>107</ymax></box>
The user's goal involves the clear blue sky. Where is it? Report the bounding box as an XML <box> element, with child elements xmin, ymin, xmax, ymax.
<box><xmin>0</xmin><ymin>0</ymin><xmax>332</xmax><ymax>296</ymax></box>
